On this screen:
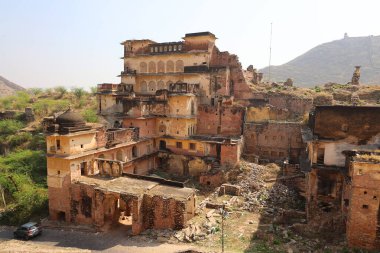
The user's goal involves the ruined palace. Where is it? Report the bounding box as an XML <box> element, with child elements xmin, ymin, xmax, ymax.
<box><xmin>45</xmin><ymin>32</ymin><xmax>380</xmax><ymax>250</ymax></box>
<box><xmin>46</xmin><ymin>32</ymin><xmax>249</xmax><ymax>233</ymax></box>
<box><xmin>303</xmin><ymin>106</ymin><xmax>380</xmax><ymax>250</ymax></box>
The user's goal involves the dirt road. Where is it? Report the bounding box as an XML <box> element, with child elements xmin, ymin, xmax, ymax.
<box><xmin>0</xmin><ymin>226</ymin><xmax>199</xmax><ymax>253</ymax></box>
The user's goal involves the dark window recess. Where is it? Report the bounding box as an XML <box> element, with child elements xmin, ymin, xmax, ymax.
<box><xmin>81</xmin><ymin>196</ymin><xmax>92</xmax><ymax>218</ymax></box>
<box><xmin>80</xmin><ymin>162</ymin><xmax>87</xmax><ymax>175</ymax></box>
<box><xmin>317</xmin><ymin>148</ymin><xmax>325</xmax><ymax>164</ymax></box>
<box><xmin>176</xmin><ymin>142</ymin><xmax>182</xmax><ymax>149</ymax></box>
<box><xmin>363</xmin><ymin>204</ymin><xmax>369</xmax><ymax>209</ymax></box>
<box><xmin>56</xmin><ymin>140</ymin><xmax>61</xmax><ymax>150</ymax></box>
<box><xmin>344</xmin><ymin>199</ymin><xmax>349</xmax><ymax>207</ymax></box>
<box><xmin>189</xmin><ymin>143</ymin><xmax>196</xmax><ymax>150</ymax></box>
<box><xmin>132</xmin><ymin>146</ymin><xmax>138</xmax><ymax>158</ymax></box>
<box><xmin>159</xmin><ymin>140</ymin><xmax>166</xmax><ymax>150</ymax></box>
<box><xmin>57</xmin><ymin>211</ymin><xmax>66</xmax><ymax>221</ymax></box>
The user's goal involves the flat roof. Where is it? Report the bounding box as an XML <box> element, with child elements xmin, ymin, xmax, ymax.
<box><xmin>185</xmin><ymin>32</ymin><xmax>215</xmax><ymax>38</ymax></box>
<box><xmin>76</xmin><ymin>175</ymin><xmax>194</xmax><ymax>200</ymax></box>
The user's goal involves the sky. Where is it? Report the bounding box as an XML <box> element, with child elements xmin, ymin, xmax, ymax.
<box><xmin>0</xmin><ymin>0</ymin><xmax>379</xmax><ymax>88</ymax></box>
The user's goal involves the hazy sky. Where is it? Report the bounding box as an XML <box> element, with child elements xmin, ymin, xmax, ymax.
<box><xmin>0</xmin><ymin>0</ymin><xmax>379</xmax><ymax>88</ymax></box>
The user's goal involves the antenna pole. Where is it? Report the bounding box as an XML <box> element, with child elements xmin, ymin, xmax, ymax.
<box><xmin>268</xmin><ymin>22</ymin><xmax>273</xmax><ymax>83</ymax></box>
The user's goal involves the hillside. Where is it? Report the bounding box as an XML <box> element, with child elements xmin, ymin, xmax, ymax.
<box><xmin>0</xmin><ymin>76</ymin><xmax>25</xmax><ymax>97</ymax></box>
<box><xmin>260</xmin><ymin>35</ymin><xmax>380</xmax><ymax>87</ymax></box>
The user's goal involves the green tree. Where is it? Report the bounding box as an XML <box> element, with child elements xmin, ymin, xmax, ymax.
<box><xmin>54</xmin><ymin>86</ymin><xmax>67</xmax><ymax>98</ymax></box>
<box><xmin>0</xmin><ymin>120</ymin><xmax>25</xmax><ymax>135</ymax></box>
<box><xmin>71</xmin><ymin>87</ymin><xmax>87</xmax><ymax>100</ymax></box>
<box><xmin>82</xmin><ymin>108</ymin><xmax>98</xmax><ymax>123</ymax></box>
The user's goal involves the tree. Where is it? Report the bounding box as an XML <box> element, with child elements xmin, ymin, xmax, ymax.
<box><xmin>54</xmin><ymin>86</ymin><xmax>67</xmax><ymax>98</ymax></box>
<box><xmin>71</xmin><ymin>87</ymin><xmax>87</xmax><ymax>100</ymax></box>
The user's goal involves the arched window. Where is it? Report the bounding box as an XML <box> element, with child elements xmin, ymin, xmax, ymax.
<box><xmin>132</xmin><ymin>146</ymin><xmax>138</xmax><ymax>158</ymax></box>
<box><xmin>140</xmin><ymin>62</ymin><xmax>147</xmax><ymax>73</ymax></box>
<box><xmin>157</xmin><ymin>80</ymin><xmax>165</xmax><ymax>90</ymax></box>
<box><xmin>148</xmin><ymin>61</ymin><xmax>156</xmax><ymax>73</ymax></box>
<box><xmin>166</xmin><ymin>60</ymin><xmax>174</xmax><ymax>72</ymax></box>
<box><xmin>175</xmin><ymin>60</ymin><xmax>184</xmax><ymax>72</ymax></box>
<box><xmin>157</xmin><ymin>61</ymin><xmax>165</xmax><ymax>73</ymax></box>
<box><xmin>140</xmin><ymin>81</ymin><xmax>147</xmax><ymax>92</ymax></box>
<box><xmin>148</xmin><ymin>81</ymin><xmax>156</xmax><ymax>92</ymax></box>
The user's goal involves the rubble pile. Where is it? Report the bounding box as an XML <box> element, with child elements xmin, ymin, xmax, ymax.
<box><xmin>235</xmin><ymin>161</ymin><xmax>302</xmax><ymax>211</ymax></box>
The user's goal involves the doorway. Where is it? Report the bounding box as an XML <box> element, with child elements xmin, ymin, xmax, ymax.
<box><xmin>159</xmin><ymin>140</ymin><xmax>166</xmax><ymax>150</ymax></box>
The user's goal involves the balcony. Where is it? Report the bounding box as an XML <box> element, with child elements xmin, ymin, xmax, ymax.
<box><xmin>97</xmin><ymin>83</ymin><xmax>133</xmax><ymax>95</ymax></box>
<box><xmin>97</xmin><ymin>83</ymin><xmax>119</xmax><ymax>93</ymax></box>
<box><xmin>168</xmin><ymin>82</ymin><xmax>199</xmax><ymax>95</ymax></box>
<box><xmin>184</xmin><ymin>65</ymin><xmax>209</xmax><ymax>73</ymax></box>
<box><xmin>120</xmin><ymin>68</ymin><xmax>137</xmax><ymax>76</ymax></box>
<box><xmin>105</xmin><ymin>128</ymin><xmax>139</xmax><ymax>148</ymax></box>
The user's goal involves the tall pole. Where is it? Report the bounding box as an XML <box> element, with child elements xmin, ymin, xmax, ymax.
<box><xmin>221</xmin><ymin>204</ymin><xmax>225</xmax><ymax>253</ymax></box>
<box><xmin>268</xmin><ymin>22</ymin><xmax>273</xmax><ymax>83</ymax></box>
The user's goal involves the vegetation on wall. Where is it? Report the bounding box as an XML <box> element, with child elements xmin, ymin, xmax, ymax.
<box><xmin>0</xmin><ymin>86</ymin><xmax>97</xmax><ymax>225</ymax></box>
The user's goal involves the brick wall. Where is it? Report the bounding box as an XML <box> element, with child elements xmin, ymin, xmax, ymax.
<box><xmin>196</xmin><ymin>105</ymin><xmax>244</xmax><ymax>137</ymax></box>
<box><xmin>244</xmin><ymin>122</ymin><xmax>305</xmax><ymax>162</ymax></box>
<box><xmin>347</xmin><ymin>161</ymin><xmax>380</xmax><ymax>250</ymax></box>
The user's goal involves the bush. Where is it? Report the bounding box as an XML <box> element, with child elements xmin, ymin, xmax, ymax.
<box><xmin>0</xmin><ymin>150</ymin><xmax>47</xmax><ymax>184</ymax></box>
<box><xmin>0</xmin><ymin>91</ymin><xmax>30</xmax><ymax>111</ymax></box>
<box><xmin>71</xmin><ymin>87</ymin><xmax>87</xmax><ymax>100</ymax></box>
<box><xmin>82</xmin><ymin>108</ymin><xmax>98</xmax><ymax>122</ymax></box>
<box><xmin>32</xmin><ymin>99</ymin><xmax>70</xmax><ymax>116</ymax></box>
<box><xmin>0</xmin><ymin>150</ymin><xmax>48</xmax><ymax>225</ymax></box>
<box><xmin>7</xmin><ymin>132</ymin><xmax>32</xmax><ymax>150</ymax></box>
<box><xmin>54</xmin><ymin>86</ymin><xmax>67</xmax><ymax>98</ymax></box>
<box><xmin>0</xmin><ymin>173</ymin><xmax>48</xmax><ymax>225</ymax></box>
<box><xmin>0</xmin><ymin>120</ymin><xmax>25</xmax><ymax>135</ymax></box>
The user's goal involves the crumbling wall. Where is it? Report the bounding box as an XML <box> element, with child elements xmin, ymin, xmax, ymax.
<box><xmin>196</xmin><ymin>105</ymin><xmax>244</xmax><ymax>137</ymax></box>
<box><xmin>313</xmin><ymin>106</ymin><xmax>380</xmax><ymax>142</ymax></box>
<box><xmin>220</xmin><ymin>143</ymin><xmax>241</xmax><ymax>167</ymax></box>
<box><xmin>347</xmin><ymin>161</ymin><xmax>380</xmax><ymax>250</ymax></box>
<box><xmin>199</xmin><ymin>170</ymin><xmax>225</xmax><ymax>187</ymax></box>
<box><xmin>159</xmin><ymin>153</ymin><xmax>209</xmax><ymax>176</ymax></box>
<box><xmin>305</xmin><ymin>169</ymin><xmax>346</xmax><ymax>236</ymax></box>
<box><xmin>210</xmin><ymin>47</ymin><xmax>252</xmax><ymax>99</ymax></box>
<box><xmin>244</xmin><ymin>122</ymin><xmax>305</xmax><ymax>163</ymax></box>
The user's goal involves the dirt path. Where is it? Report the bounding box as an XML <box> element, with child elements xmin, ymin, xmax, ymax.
<box><xmin>0</xmin><ymin>226</ymin><xmax>198</xmax><ymax>253</ymax></box>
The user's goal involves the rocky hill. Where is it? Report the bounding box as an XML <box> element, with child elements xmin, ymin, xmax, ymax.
<box><xmin>260</xmin><ymin>35</ymin><xmax>380</xmax><ymax>87</ymax></box>
<box><xmin>0</xmin><ymin>76</ymin><xmax>24</xmax><ymax>97</ymax></box>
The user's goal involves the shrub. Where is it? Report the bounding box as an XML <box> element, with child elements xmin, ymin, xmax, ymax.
<box><xmin>82</xmin><ymin>108</ymin><xmax>98</xmax><ymax>122</ymax></box>
<box><xmin>71</xmin><ymin>87</ymin><xmax>87</xmax><ymax>100</ymax></box>
<box><xmin>32</xmin><ymin>99</ymin><xmax>70</xmax><ymax>116</ymax></box>
<box><xmin>0</xmin><ymin>120</ymin><xmax>25</xmax><ymax>135</ymax></box>
<box><xmin>0</xmin><ymin>150</ymin><xmax>47</xmax><ymax>184</ymax></box>
<box><xmin>54</xmin><ymin>86</ymin><xmax>67</xmax><ymax>98</ymax></box>
<box><xmin>0</xmin><ymin>150</ymin><xmax>48</xmax><ymax>225</ymax></box>
<box><xmin>28</xmin><ymin>88</ymin><xmax>43</xmax><ymax>96</ymax></box>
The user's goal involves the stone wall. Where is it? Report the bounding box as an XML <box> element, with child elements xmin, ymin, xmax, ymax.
<box><xmin>196</xmin><ymin>105</ymin><xmax>244</xmax><ymax>137</ymax></box>
<box><xmin>244</xmin><ymin>122</ymin><xmax>305</xmax><ymax>163</ymax></box>
<box><xmin>347</xmin><ymin>160</ymin><xmax>380</xmax><ymax>250</ymax></box>
<box><xmin>68</xmin><ymin>180</ymin><xmax>194</xmax><ymax>235</ymax></box>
